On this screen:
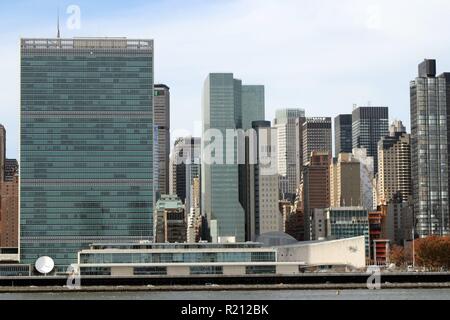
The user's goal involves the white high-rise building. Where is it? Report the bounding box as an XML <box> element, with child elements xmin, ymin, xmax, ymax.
<box><xmin>274</xmin><ymin>108</ymin><xmax>305</xmax><ymax>197</ymax></box>
<box><xmin>352</xmin><ymin>148</ymin><xmax>374</xmax><ymax>211</ymax></box>
<box><xmin>253</xmin><ymin>122</ymin><xmax>283</xmax><ymax>236</ymax></box>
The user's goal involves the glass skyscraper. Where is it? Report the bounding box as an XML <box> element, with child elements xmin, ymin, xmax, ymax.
<box><xmin>153</xmin><ymin>84</ymin><xmax>170</xmax><ymax>198</ymax></box>
<box><xmin>352</xmin><ymin>106</ymin><xmax>389</xmax><ymax>174</ymax></box>
<box><xmin>410</xmin><ymin>59</ymin><xmax>449</xmax><ymax>237</ymax></box>
<box><xmin>20</xmin><ymin>38</ymin><xmax>154</xmax><ymax>270</ymax></box>
<box><xmin>334</xmin><ymin>114</ymin><xmax>353</xmax><ymax>155</ymax></box>
<box><xmin>241</xmin><ymin>86</ymin><xmax>265</xmax><ymax>130</ymax></box>
<box><xmin>202</xmin><ymin>73</ymin><xmax>264</xmax><ymax>242</ymax></box>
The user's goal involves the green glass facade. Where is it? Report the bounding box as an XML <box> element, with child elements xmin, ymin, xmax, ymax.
<box><xmin>326</xmin><ymin>208</ymin><xmax>369</xmax><ymax>254</ymax></box>
<box><xmin>202</xmin><ymin>74</ymin><xmax>245</xmax><ymax>242</ymax></box>
<box><xmin>241</xmin><ymin>85</ymin><xmax>265</xmax><ymax>130</ymax></box>
<box><xmin>202</xmin><ymin>74</ymin><xmax>265</xmax><ymax>242</ymax></box>
<box><xmin>79</xmin><ymin>251</ymin><xmax>276</xmax><ymax>264</ymax></box>
<box><xmin>20</xmin><ymin>38</ymin><xmax>154</xmax><ymax>271</ymax></box>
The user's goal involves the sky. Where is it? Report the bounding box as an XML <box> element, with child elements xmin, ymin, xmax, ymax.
<box><xmin>1</xmin><ymin>0</ymin><xmax>450</xmax><ymax>159</ymax></box>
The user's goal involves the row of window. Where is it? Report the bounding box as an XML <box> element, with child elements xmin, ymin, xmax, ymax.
<box><xmin>79</xmin><ymin>265</ymin><xmax>278</xmax><ymax>276</ymax></box>
<box><xmin>80</xmin><ymin>252</ymin><xmax>276</xmax><ymax>264</ymax></box>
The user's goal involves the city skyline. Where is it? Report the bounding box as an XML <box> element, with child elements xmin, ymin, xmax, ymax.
<box><xmin>3</xmin><ymin>0</ymin><xmax>450</xmax><ymax>159</ymax></box>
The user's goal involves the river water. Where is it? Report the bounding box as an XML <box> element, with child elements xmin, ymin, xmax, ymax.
<box><xmin>1</xmin><ymin>289</ymin><xmax>450</xmax><ymax>300</ymax></box>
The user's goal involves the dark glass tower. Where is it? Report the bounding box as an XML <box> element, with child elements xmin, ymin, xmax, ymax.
<box><xmin>302</xmin><ymin>117</ymin><xmax>332</xmax><ymax>166</ymax></box>
<box><xmin>153</xmin><ymin>84</ymin><xmax>170</xmax><ymax>198</ymax></box>
<box><xmin>334</xmin><ymin>114</ymin><xmax>352</xmax><ymax>155</ymax></box>
<box><xmin>410</xmin><ymin>59</ymin><xmax>449</xmax><ymax>237</ymax></box>
<box><xmin>352</xmin><ymin>106</ymin><xmax>389</xmax><ymax>174</ymax></box>
<box><xmin>20</xmin><ymin>38</ymin><xmax>154</xmax><ymax>270</ymax></box>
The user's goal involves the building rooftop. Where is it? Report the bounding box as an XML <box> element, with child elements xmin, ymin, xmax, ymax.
<box><xmin>87</xmin><ymin>242</ymin><xmax>265</xmax><ymax>250</ymax></box>
<box><xmin>21</xmin><ymin>38</ymin><xmax>153</xmax><ymax>50</ymax></box>
<box><xmin>156</xmin><ymin>195</ymin><xmax>183</xmax><ymax>210</ymax></box>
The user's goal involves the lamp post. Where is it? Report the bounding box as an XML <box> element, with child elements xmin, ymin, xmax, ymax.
<box><xmin>412</xmin><ymin>227</ymin><xmax>415</xmax><ymax>270</ymax></box>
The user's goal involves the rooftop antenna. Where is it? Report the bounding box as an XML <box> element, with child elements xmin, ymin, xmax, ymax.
<box><xmin>57</xmin><ymin>7</ymin><xmax>61</xmax><ymax>39</ymax></box>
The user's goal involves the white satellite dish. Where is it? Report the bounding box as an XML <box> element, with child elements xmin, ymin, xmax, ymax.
<box><xmin>35</xmin><ymin>256</ymin><xmax>55</xmax><ymax>275</ymax></box>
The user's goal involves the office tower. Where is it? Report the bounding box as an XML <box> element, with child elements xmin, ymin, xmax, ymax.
<box><xmin>274</xmin><ymin>108</ymin><xmax>305</xmax><ymax>197</ymax></box>
<box><xmin>153</xmin><ymin>125</ymin><xmax>160</xmax><ymax>205</ymax></box>
<box><xmin>377</xmin><ymin>120</ymin><xmax>411</xmax><ymax>206</ymax></box>
<box><xmin>410</xmin><ymin>59</ymin><xmax>449</xmax><ymax>237</ymax></box>
<box><xmin>386</xmin><ymin>195</ymin><xmax>414</xmax><ymax>245</ymax></box>
<box><xmin>302</xmin><ymin>151</ymin><xmax>331</xmax><ymax>240</ymax></box>
<box><xmin>239</xmin><ymin>87</ymin><xmax>265</xmax><ymax>241</ymax></box>
<box><xmin>442</xmin><ymin>72</ymin><xmax>450</xmax><ymax>199</ymax></box>
<box><xmin>169</xmin><ymin>137</ymin><xmax>201</xmax><ymax>208</ymax></box>
<box><xmin>0</xmin><ymin>125</ymin><xmax>19</xmax><ymax>248</ymax></box>
<box><xmin>252</xmin><ymin>121</ymin><xmax>282</xmax><ymax>237</ymax></box>
<box><xmin>202</xmin><ymin>73</ymin><xmax>264</xmax><ymax>242</ymax></box>
<box><xmin>389</xmin><ymin>119</ymin><xmax>406</xmax><ymax>136</ymax></box>
<box><xmin>0</xmin><ymin>126</ymin><xmax>4</xmax><ymax>183</ymax></box>
<box><xmin>325</xmin><ymin>207</ymin><xmax>370</xmax><ymax>255</ymax></box>
<box><xmin>0</xmin><ymin>126</ymin><xmax>5</xmax><ymax>193</ymax></box>
<box><xmin>153</xmin><ymin>84</ymin><xmax>171</xmax><ymax>198</ymax></box>
<box><xmin>169</xmin><ymin>138</ymin><xmax>183</xmax><ymax>197</ymax></box>
<box><xmin>241</xmin><ymin>86</ymin><xmax>265</xmax><ymax>130</ymax></box>
<box><xmin>302</xmin><ymin>117</ymin><xmax>332</xmax><ymax>166</ymax></box>
<box><xmin>187</xmin><ymin>177</ymin><xmax>202</xmax><ymax>243</ymax></box>
<box><xmin>154</xmin><ymin>195</ymin><xmax>186</xmax><ymax>243</ymax></box>
<box><xmin>295</xmin><ymin>117</ymin><xmax>306</xmax><ymax>189</ymax></box>
<box><xmin>330</xmin><ymin>153</ymin><xmax>361</xmax><ymax>207</ymax></box>
<box><xmin>185</xmin><ymin>158</ymin><xmax>201</xmax><ymax>215</ymax></box>
<box><xmin>334</xmin><ymin>114</ymin><xmax>353</xmax><ymax>155</ymax></box>
<box><xmin>20</xmin><ymin>38</ymin><xmax>154</xmax><ymax>270</ymax></box>
<box><xmin>352</xmin><ymin>148</ymin><xmax>375</xmax><ymax>211</ymax></box>
<box><xmin>352</xmin><ymin>106</ymin><xmax>389</xmax><ymax>174</ymax></box>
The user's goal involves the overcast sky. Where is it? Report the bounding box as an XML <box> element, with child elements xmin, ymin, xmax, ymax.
<box><xmin>1</xmin><ymin>0</ymin><xmax>450</xmax><ymax>159</ymax></box>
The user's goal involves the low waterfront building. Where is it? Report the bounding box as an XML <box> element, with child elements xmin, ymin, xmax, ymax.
<box><xmin>275</xmin><ymin>236</ymin><xmax>366</xmax><ymax>269</ymax></box>
<box><xmin>70</xmin><ymin>237</ymin><xmax>366</xmax><ymax>277</ymax></box>
<box><xmin>0</xmin><ymin>264</ymin><xmax>31</xmax><ymax>277</ymax></box>
<box><xmin>75</xmin><ymin>242</ymin><xmax>289</xmax><ymax>277</ymax></box>
<box><xmin>0</xmin><ymin>248</ymin><xmax>29</xmax><ymax>277</ymax></box>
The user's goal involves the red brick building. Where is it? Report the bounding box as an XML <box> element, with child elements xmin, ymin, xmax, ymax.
<box><xmin>0</xmin><ymin>125</ymin><xmax>19</xmax><ymax>248</ymax></box>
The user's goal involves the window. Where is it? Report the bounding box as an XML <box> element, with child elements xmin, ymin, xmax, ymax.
<box><xmin>190</xmin><ymin>266</ymin><xmax>223</xmax><ymax>275</ymax></box>
<box><xmin>246</xmin><ymin>266</ymin><xmax>276</xmax><ymax>275</ymax></box>
<box><xmin>133</xmin><ymin>267</ymin><xmax>166</xmax><ymax>276</ymax></box>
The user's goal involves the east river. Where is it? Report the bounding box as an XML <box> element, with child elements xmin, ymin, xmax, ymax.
<box><xmin>1</xmin><ymin>288</ymin><xmax>450</xmax><ymax>300</ymax></box>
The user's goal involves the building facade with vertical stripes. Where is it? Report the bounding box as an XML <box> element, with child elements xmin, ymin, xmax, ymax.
<box><xmin>20</xmin><ymin>38</ymin><xmax>154</xmax><ymax>270</ymax></box>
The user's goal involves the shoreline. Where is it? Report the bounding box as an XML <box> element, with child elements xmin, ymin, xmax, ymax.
<box><xmin>1</xmin><ymin>282</ymin><xmax>450</xmax><ymax>293</ymax></box>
